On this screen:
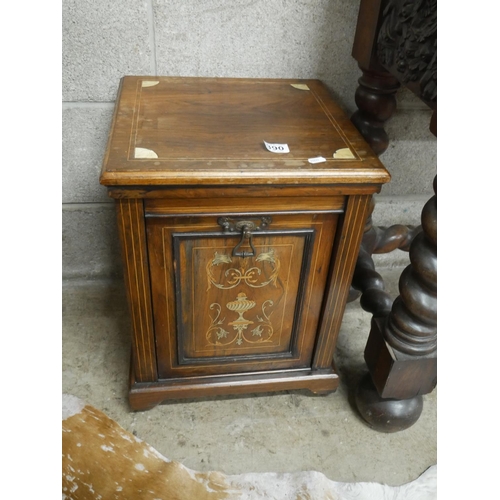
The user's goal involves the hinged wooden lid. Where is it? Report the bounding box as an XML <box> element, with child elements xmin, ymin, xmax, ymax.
<box><xmin>100</xmin><ymin>77</ymin><xmax>390</xmax><ymax>187</ymax></box>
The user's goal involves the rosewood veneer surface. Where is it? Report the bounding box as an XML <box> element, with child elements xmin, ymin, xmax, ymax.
<box><xmin>100</xmin><ymin>76</ymin><xmax>390</xmax><ymax>410</ymax></box>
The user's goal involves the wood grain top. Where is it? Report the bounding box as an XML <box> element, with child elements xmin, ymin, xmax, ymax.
<box><xmin>100</xmin><ymin>76</ymin><xmax>390</xmax><ymax>187</ymax></box>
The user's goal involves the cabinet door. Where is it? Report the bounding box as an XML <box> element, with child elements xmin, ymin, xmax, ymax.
<box><xmin>146</xmin><ymin>211</ymin><xmax>339</xmax><ymax>379</ymax></box>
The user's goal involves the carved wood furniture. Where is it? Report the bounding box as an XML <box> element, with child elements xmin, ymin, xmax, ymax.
<box><xmin>350</xmin><ymin>0</ymin><xmax>437</xmax><ymax>431</ymax></box>
<box><xmin>100</xmin><ymin>76</ymin><xmax>390</xmax><ymax>410</ymax></box>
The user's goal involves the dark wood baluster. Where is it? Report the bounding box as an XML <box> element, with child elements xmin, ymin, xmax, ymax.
<box><xmin>347</xmin><ymin>66</ymin><xmax>419</xmax><ymax>306</ymax></box>
<box><xmin>354</xmin><ymin>176</ymin><xmax>437</xmax><ymax>432</ymax></box>
<box><xmin>349</xmin><ymin>198</ymin><xmax>393</xmax><ymax>314</ymax></box>
<box><xmin>350</xmin><ymin>66</ymin><xmax>400</xmax><ymax>156</ymax></box>
<box><xmin>384</xmin><ymin>180</ymin><xmax>437</xmax><ymax>355</ymax></box>
<box><xmin>348</xmin><ymin>0</ymin><xmax>437</xmax><ymax>432</ymax></box>
<box><xmin>347</xmin><ymin>197</ymin><xmax>422</xmax><ymax>308</ymax></box>
<box><xmin>373</xmin><ymin>224</ymin><xmax>421</xmax><ymax>254</ymax></box>
<box><xmin>352</xmin><ymin>246</ymin><xmax>393</xmax><ymax>317</ymax></box>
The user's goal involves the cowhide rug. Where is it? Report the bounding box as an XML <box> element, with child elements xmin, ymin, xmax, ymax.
<box><xmin>62</xmin><ymin>394</ymin><xmax>436</xmax><ymax>500</ymax></box>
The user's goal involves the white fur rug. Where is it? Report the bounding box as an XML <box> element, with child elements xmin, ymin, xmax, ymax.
<box><xmin>62</xmin><ymin>394</ymin><xmax>436</xmax><ymax>499</ymax></box>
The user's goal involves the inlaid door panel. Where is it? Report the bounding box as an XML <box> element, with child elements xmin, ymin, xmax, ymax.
<box><xmin>175</xmin><ymin>230</ymin><xmax>309</xmax><ymax>361</ymax></box>
<box><xmin>146</xmin><ymin>211</ymin><xmax>340</xmax><ymax>378</ymax></box>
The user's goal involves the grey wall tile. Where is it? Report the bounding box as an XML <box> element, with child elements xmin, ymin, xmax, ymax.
<box><xmin>63</xmin><ymin>105</ymin><xmax>114</xmax><ymax>203</ymax></box>
<box><xmin>153</xmin><ymin>0</ymin><xmax>361</xmax><ymax>113</ymax></box>
<box><xmin>63</xmin><ymin>205</ymin><xmax>122</xmax><ymax>280</ymax></box>
<box><xmin>378</xmin><ymin>110</ymin><xmax>436</xmax><ymax>196</ymax></box>
<box><xmin>396</xmin><ymin>87</ymin><xmax>432</xmax><ymax>111</ymax></box>
<box><xmin>372</xmin><ymin>194</ymin><xmax>430</xmax><ymax>227</ymax></box>
<box><xmin>61</xmin><ymin>0</ymin><xmax>437</xmax><ymax>281</ymax></box>
<box><xmin>63</xmin><ymin>0</ymin><xmax>153</xmax><ymax>101</ymax></box>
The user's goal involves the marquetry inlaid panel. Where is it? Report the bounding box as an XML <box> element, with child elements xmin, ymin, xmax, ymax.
<box><xmin>146</xmin><ymin>211</ymin><xmax>340</xmax><ymax>378</ymax></box>
<box><xmin>177</xmin><ymin>232</ymin><xmax>309</xmax><ymax>359</ymax></box>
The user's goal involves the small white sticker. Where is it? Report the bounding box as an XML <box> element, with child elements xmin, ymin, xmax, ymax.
<box><xmin>264</xmin><ymin>141</ymin><xmax>290</xmax><ymax>154</ymax></box>
<box><xmin>308</xmin><ymin>156</ymin><xmax>326</xmax><ymax>164</ymax></box>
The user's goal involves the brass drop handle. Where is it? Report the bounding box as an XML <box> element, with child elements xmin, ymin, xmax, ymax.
<box><xmin>217</xmin><ymin>216</ymin><xmax>272</xmax><ymax>259</ymax></box>
<box><xmin>232</xmin><ymin>223</ymin><xmax>256</xmax><ymax>258</ymax></box>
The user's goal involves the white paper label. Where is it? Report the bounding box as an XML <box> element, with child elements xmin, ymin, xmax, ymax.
<box><xmin>308</xmin><ymin>156</ymin><xmax>326</xmax><ymax>164</ymax></box>
<box><xmin>264</xmin><ymin>141</ymin><xmax>290</xmax><ymax>154</ymax></box>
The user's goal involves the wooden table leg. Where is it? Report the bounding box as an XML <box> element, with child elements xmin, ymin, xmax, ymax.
<box><xmin>348</xmin><ymin>65</ymin><xmax>420</xmax><ymax>306</ymax></box>
<box><xmin>354</xmin><ymin>177</ymin><xmax>437</xmax><ymax>432</ymax></box>
<box><xmin>348</xmin><ymin>0</ymin><xmax>437</xmax><ymax>432</ymax></box>
<box><xmin>348</xmin><ymin>197</ymin><xmax>421</xmax><ymax>310</ymax></box>
<box><xmin>350</xmin><ymin>65</ymin><xmax>400</xmax><ymax>156</ymax></box>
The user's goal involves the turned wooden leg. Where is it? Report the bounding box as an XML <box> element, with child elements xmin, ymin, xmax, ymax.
<box><xmin>347</xmin><ymin>198</ymin><xmax>421</xmax><ymax>306</ymax></box>
<box><xmin>347</xmin><ymin>68</ymin><xmax>418</xmax><ymax>304</ymax></box>
<box><xmin>348</xmin><ymin>198</ymin><xmax>391</xmax><ymax>310</ymax></box>
<box><xmin>355</xmin><ymin>177</ymin><xmax>437</xmax><ymax>432</ymax></box>
<box><xmin>350</xmin><ymin>65</ymin><xmax>400</xmax><ymax>156</ymax></box>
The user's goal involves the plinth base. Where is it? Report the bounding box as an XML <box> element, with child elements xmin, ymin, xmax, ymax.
<box><xmin>129</xmin><ymin>365</ymin><xmax>340</xmax><ymax>411</ymax></box>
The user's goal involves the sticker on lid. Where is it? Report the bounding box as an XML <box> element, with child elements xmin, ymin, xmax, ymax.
<box><xmin>308</xmin><ymin>156</ymin><xmax>326</xmax><ymax>164</ymax></box>
<box><xmin>264</xmin><ymin>141</ymin><xmax>290</xmax><ymax>154</ymax></box>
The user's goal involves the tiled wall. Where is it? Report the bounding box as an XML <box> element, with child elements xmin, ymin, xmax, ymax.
<box><xmin>62</xmin><ymin>0</ymin><xmax>436</xmax><ymax>281</ymax></box>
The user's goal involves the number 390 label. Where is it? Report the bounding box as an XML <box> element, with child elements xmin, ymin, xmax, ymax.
<box><xmin>264</xmin><ymin>141</ymin><xmax>290</xmax><ymax>154</ymax></box>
